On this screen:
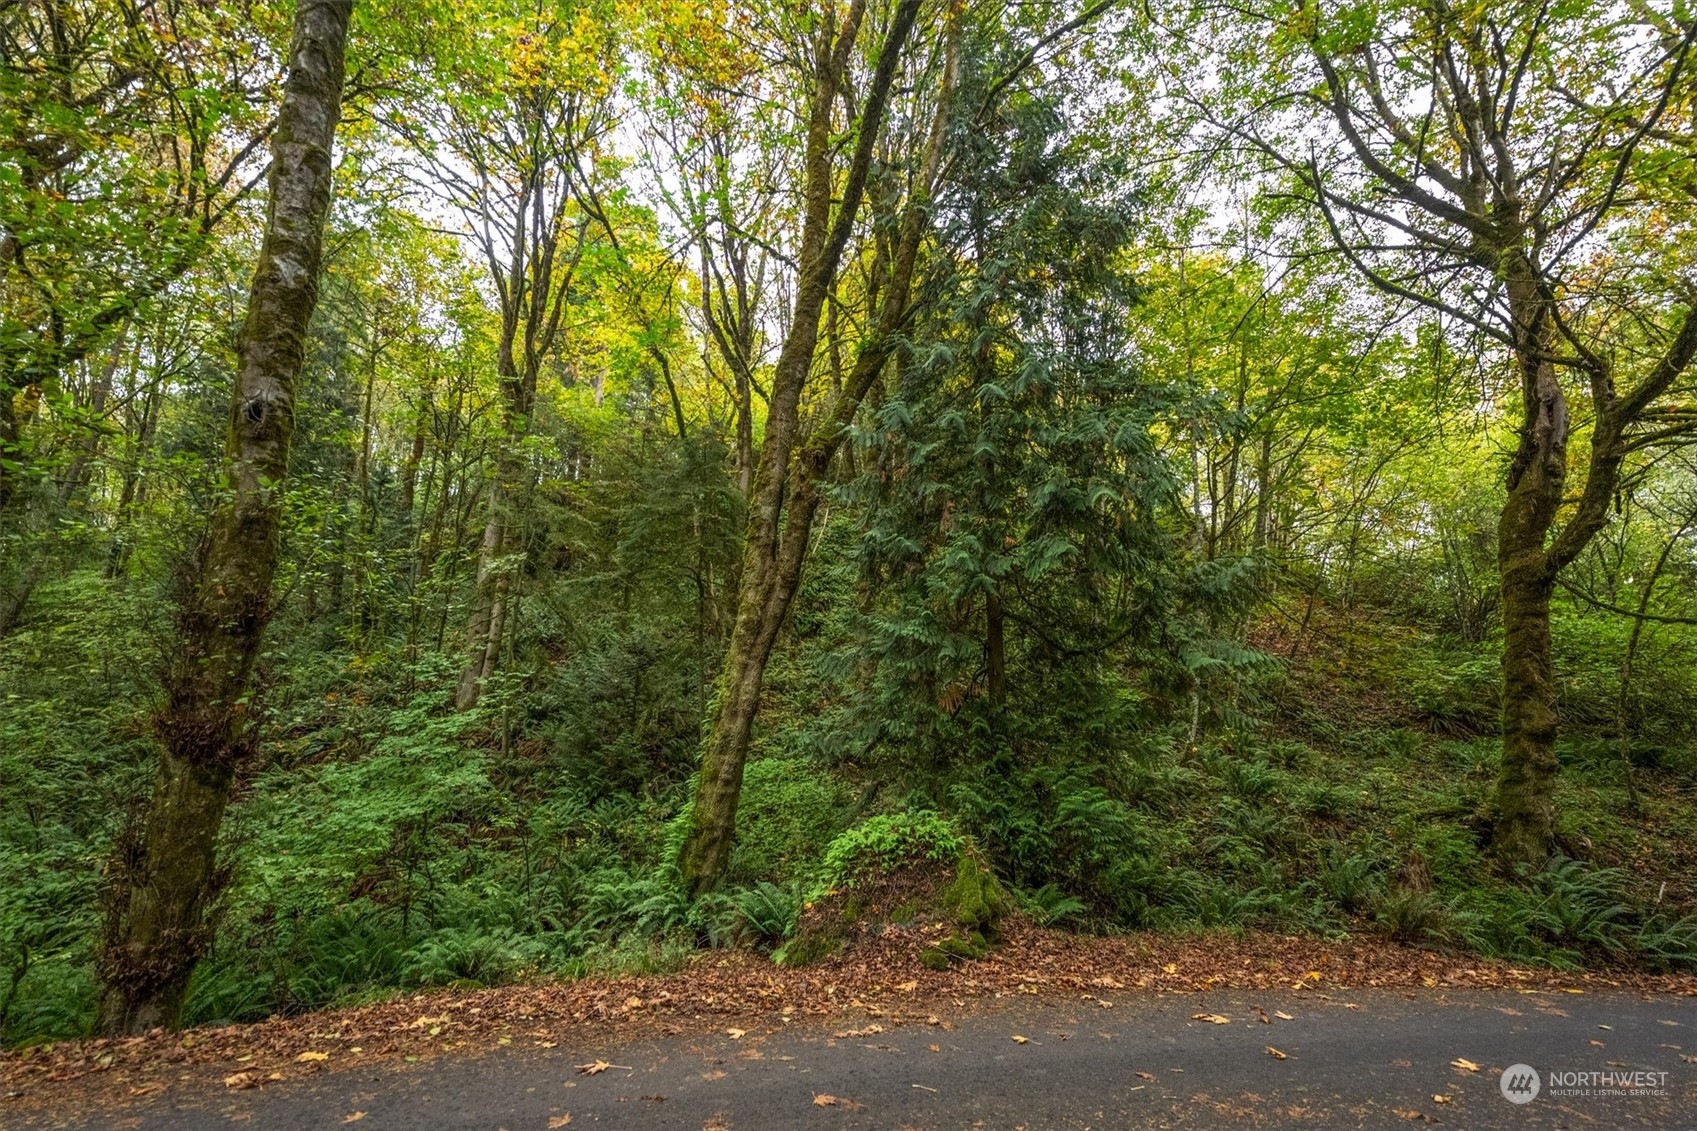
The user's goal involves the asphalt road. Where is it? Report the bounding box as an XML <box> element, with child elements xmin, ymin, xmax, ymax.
<box><xmin>38</xmin><ymin>989</ymin><xmax>1697</xmax><ymax>1130</ymax></box>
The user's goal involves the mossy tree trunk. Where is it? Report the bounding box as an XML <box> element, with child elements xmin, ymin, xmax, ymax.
<box><xmin>1490</xmin><ymin>257</ymin><xmax>1697</xmax><ymax>874</ymax></box>
<box><xmin>96</xmin><ymin>0</ymin><xmax>352</xmax><ymax>1035</ymax></box>
<box><xmin>678</xmin><ymin>0</ymin><xmax>949</xmax><ymax>896</ymax></box>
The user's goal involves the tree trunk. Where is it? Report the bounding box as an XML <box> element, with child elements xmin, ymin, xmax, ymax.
<box><xmin>456</xmin><ymin>455</ymin><xmax>515</xmax><ymax>710</ymax></box>
<box><xmin>1494</xmin><ymin>554</ymin><xmax>1559</xmax><ymax>871</ymax></box>
<box><xmin>1490</xmin><ymin>263</ymin><xmax>1568</xmax><ymax>874</ymax></box>
<box><xmin>677</xmin><ymin>0</ymin><xmax>936</xmax><ymax>896</ymax></box>
<box><xmin>986</xmin><ymin>589</ymin><xmax>1006</xmax><ymax>707</ymax></box>
<box><xmin>678</xmin><ymin>479</ymin><xmax>826</xmax><ymax>892</ymax></box>
<box><xmin>96</xmin><ymin>0</ymin><xmax>351</xmax><ymax>1034</ymax></box>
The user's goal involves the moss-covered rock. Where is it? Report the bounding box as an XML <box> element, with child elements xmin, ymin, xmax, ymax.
<box><xmin>778</xmin><ymin>814</ymin><xmax>1009</xmax><ymax>969</ymax></box>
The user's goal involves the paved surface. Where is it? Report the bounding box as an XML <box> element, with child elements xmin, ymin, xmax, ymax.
<box><xmin>35</xmin><ymin>989</ymin><xmax>1697</xmax><ymax>1129</ymax></box>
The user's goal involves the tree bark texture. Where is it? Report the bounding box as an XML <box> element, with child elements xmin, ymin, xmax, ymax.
<box><xmin>96</xmin><ymin>0</ymin><xmax>351</xmax><ymax>1034</ymax></box>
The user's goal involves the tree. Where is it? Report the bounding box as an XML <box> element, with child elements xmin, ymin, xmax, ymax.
<box><xmin>96</xmin><ymin>0</ymin><xmax>353</xmax><ymax>1034</ymax></box>
<box><xmin>381</xmin><ymin>0</ymin><xmax>620</xmax><ymax>710</ymax></box>
<box><xmin>672</xmin><ymin>0</ymin><xmax>944</xmax><ymax>895</ymax></box>
<box><xmin>0</xmin><ymin>0</ymin><xmax>276</xmax><ymax>513</ymax></box>
<box><xmin>845</xmin><ymin>78</ymin><xmax>1200</xmax><ymax>758</ymax></box>
<box><xmin>1177</xmin><ymin>0</ymin><xmax>1697</xmax><ymax>870</ymax></box>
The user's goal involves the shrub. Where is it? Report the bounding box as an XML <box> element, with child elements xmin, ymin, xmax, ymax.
<box><xmin>817</xmin><ymin>811</ymin><xmax>965</xmax><ymax>891</ymax></box>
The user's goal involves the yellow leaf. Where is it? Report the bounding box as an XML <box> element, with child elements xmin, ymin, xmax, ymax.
<box><xmin>1265</xmin><ymin>1046</ymin><xmax>1288</xmax><ymax>1060</ymax></box>
<box><xmin>1451</xmin><ymin>1058</ymin><xmax>1481</xmax><ymax>1072</ymax></box>
<box><xmin>222</xmin><ymin>1072</ymin><xmax>254</xmax><ymax>1089</ymax></box>
<box><xmin>1010</xmin><ymin>1034</ymin><xmax>1029</xmax><ymax>1043</ymax></box>
<box><xmin>342</xmin><ymin>1114</ymin><xmax>366</xmax><ymax>1124</ymax></box>
<box><xmin>928</xmin><ymin>1044</ymin><xmax>940</xmax><ymax>1053</ymax></box>
<box><xmin>1275</xmin><ymin>1011</ymin><xmax>1294</xmax><ymax>1020</ymax></box>
<box><xmin>296</xmin><ymin>1051</ymin><xmax>329</xmax><ymax>1062</ymax></box>
<box><xmin>813</xmin><ymin>1093</ymin><xmax>838</xmax><ymax>1107</ymax></box>
<box><xmin>1433</xmin><ymin>1094</ymin><xmax>1452</xmax><ymax>1104</ymax></box>
<box><xmin>548</xmin><ymin>1116</ymin><xmax>573</xmax><ymax>1128</ymax></box>
<box><xmin>1191</xmin><ymin>1013</ymin><xmax>1231</xmax><ymax>1025</ymax></box>
<box><xmin>576</xmin><ymin>1060</ymin><xmax>630</xmax><ymax>1075</ymax></box>
<box><xmin>896</xmin><ymin>980</ymin><xmax>918</xmax><ymax>992</ymax></box>
<box><xmin>726</xmin><ymin>1028</ymin><xmax>746</xmax><ymax>1039</ymax></box>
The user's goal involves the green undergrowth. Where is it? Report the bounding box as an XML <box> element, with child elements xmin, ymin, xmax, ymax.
<box><xmin>3</xmin><ymin>588</ymin><xmax>1695</xmax><ymax>1050</ymax></box>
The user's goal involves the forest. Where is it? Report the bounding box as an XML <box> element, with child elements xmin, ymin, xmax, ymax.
<box><xmin>2</xmin><ymin>0</ymin><xmax>1696</xmax><ymax>1050</ymax></box>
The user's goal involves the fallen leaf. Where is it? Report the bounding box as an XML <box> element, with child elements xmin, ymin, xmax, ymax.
<box><xmin>812</xmin><ymin>1093</ymin><xmax>838</xmax><ymax>1107</ymax></box>
<box><xmin>1163</xmin><ymin>963</ymin><xmax>1178</xmax><ymax>974</ymax></box>
<box><xmin>1432</xmin><ymin>1095</ymin><xmax>1452</xmax><ymax>1104</ymax></box>
<box><xmin>624</xmin><ymin>996</ymin><xmax>644</xmax><ymax>1010</ymax></box>
<box><xmin>726</xmin><ymin>1028</ymin><xmax>746</xmax><ymax>1040</ymax></box>
<box><xmin>1451</xmin><ymin>1058</ymin><xmax>1481</xmax><ymax>1073</ymax></box>
<box><xmin>1265</xmin><ymin>1046</ymin><xmax>1288</xmax><ymax>1060</ymax></box>
<box><xmin>701</xmin><ymin>1070</ymin><xmax>727</xmax><ymax>1081</ymax></box>
<box><xmin>222</xmin><ymin>1072</ymin><xmax>254</xmax><ymax>1089</ymax></box>
<box><xmin>295</xmin><ymin>1051</ymin><xmax>329</xmax><ymax>1063</ymax></box>
<box><xmin>1590</xmin><ymin>1040</ymin><xmax>1606</xmax><ymax>1048</ymax></box>
<box><xmin>928</xmin><ymin>1044</ymin><xmax>939</xmax><ymax>1053</ymax></box>
<box><xmin>1563</xmin><ymin>988</ymin><xmax>1584</xmax><ymax>994</ymax></box>
<box><xmin>1136</xmin><ymin>1071</ymin><xmax>1156</xmax><ymax>1081</ymax></box>
<box><xmin>548</xmin><ymin>1116</ymin><xmax>573</xmax><ymax>1128</ymax></box>
<box><xmin>1191</xmin><ymin>1013</ymin><xmax>1231</xmax><ymax>1025</ymax></box>
<box><xmin>1598</xmin><ymin>1024</ymin><xmax>1612</xmax><ymax>1030</ymax></box>
<box><xmin>1275</xmin><ymin>1011</ymin><xmax>1294</xmax><ymax>1021</ymax></box>
<box><xmin>1010</xmin><ymin>1035</ymin><xmax>1030</xmax><ymax>1044</ymax></box>
<box><xmin>341</xmin><ymin>1114</ymin><xmax>365</xmax><ymax>1125</ymax></box>
<box><xmin>895</xmin><ymin>981</ymin><xmax>918</xmax><ymax>992</ymax></box>
<box><xmin>128</xmin><ymin>1083</ymin><xmax>164</xmax><ymax>1097</ymax></box>
<box><xmin>575</xmin><ymin>1061</ymin><xmax>631</xmax><ymax>1076</ymax></box>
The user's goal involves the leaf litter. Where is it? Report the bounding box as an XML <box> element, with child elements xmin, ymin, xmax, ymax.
<box><xmin>8</xmin><ymin>919</ymin><xmax>1693</xmax><ymax>1118</ymax></box>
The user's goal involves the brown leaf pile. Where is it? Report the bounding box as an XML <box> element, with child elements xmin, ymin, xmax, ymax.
<box><xmin>5</xmin><ymin>919</ymin><xmax>1692</xmax><ymax>1118</ymax></box>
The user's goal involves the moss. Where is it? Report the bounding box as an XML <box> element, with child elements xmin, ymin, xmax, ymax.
<box><xmin>774</xmin><ymin>930</ymin><xmax>844</xmax><ymax>968</ymax></box>
<box><xmin>780</xmin><ymin>841</ymin><xmax>1011</xmax><ymax>969</ymax></box>
<box><xmin>944</xmin><ymin>854</ymin><xmax>1010</xmax><ymax>935</ymax></box>
<box><xmin>918</xmin><ymin>856</ymin><xmax>1010</xmax><ymax>970</ymax></box>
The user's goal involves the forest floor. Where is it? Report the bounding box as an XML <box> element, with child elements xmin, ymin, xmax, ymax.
<box><xmin>6</xmin><ymin>922</ymin><xmax>1695</xmax><ymax>1128</ymax></box>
